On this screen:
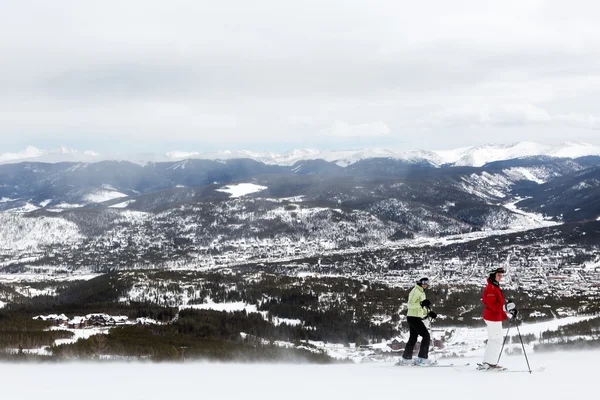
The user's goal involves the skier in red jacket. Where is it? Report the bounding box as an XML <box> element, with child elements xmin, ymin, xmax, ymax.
<box><xmin>480</xmin><ymin>267</ymin><xmax>516</xmax><ymax>370</ymax></box>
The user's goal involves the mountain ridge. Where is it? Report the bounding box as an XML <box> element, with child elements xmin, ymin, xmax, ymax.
<box><xmin>3</xmin><ymin>141</ymin><xmax>600</xmax><ymax>167</ymax></box>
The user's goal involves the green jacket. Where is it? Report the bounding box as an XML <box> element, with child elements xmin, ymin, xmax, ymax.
<box><xmin>406</xmin><ymin>284</ymin><xmax>428</xmax><ymax>318</ymax></box>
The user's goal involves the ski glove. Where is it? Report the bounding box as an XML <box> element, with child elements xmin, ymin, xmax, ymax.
<box><xmin>428</xmin><ymin>311</ymin><xmax>437</xmax><ymax>319</ymax></box>
<box><xmin>503</xmin><ymin>302</ymin><xmax>516</xmax><ymax>312</ymax></box>
<box><xmin>420</xmin><ymin>299</ymin><xmax>431</xmax><ymax>308</ymax></box>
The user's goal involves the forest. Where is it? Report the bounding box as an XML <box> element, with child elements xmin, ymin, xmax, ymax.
<box><xmin>2</xmin><ymin>269</ymin><xmax>597</xmax><ymax>361</ymax></box>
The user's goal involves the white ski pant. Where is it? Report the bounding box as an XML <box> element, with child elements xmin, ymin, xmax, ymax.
<box><xmin>483</xmin><ymin>320</ymin><xmax>504</xmax><ymax>365</ymax></box>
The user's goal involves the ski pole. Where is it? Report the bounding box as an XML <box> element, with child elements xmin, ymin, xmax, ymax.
<box><xmin>514</xmin><ymin>315</ymin><xmax>532</xmax><ymax>374</ymax></box>
<box><xmin>496</xmin><ymin>315</ymin><xmax>513</xmax><ymax>366</ymax></box>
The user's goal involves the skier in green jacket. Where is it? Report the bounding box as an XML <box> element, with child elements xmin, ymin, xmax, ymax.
<box><xmin>400</xmin><ymin>277</ymin><xmax>437</xmax><ymax>365</ymax></box>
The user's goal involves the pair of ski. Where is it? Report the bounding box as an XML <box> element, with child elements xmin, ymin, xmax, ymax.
<box><xmin>475</xmin><ymin>363</ymin><xmax>545</xmax><ymax>373</ymax></box>
<box><xmin>395</xmin><ymin>360</ymin><xmax>470</xmax><ymax>369</ymax></box>
<box><xmin>396</xmin><ymin>361</ymin><xmax>544</xmax><ymax>373</ymax></box>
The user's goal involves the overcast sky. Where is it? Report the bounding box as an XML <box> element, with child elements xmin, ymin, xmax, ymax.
<box><xmin>2</xmin><ymin>0</ymin><xmax>600</xmax><ymax>154</ymax></box>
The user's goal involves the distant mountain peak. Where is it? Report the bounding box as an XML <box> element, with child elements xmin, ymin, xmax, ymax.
<box><xmin>0</xmin><ymin>145</ymin><xmax>100</xmax><ymax>164</ymax></box>
<box><xmin>3</xmin><ymin>141</ymin><xmax>600</xmax><ymax>167</ymax></box>
<box><xmin>437</xmin><ymin>141</ymin><xmax>600</xmax><ymax>167</ymax></box>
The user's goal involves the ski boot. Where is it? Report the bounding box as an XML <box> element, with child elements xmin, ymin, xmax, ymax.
<box><xmin>476</xmin><ymin>362</ymin><xmax>506</xmax><ymax>371</ymax></box>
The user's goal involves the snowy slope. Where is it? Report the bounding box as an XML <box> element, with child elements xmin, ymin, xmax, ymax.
<box><xmin>216</xmin><ymin>183</ymin><xmax>268</xmax><ymax>198</ymax></box>
<box><xmin>447</xmin><ymin>142</ymin><xmax>548</xmax><ymax>167</ymax></box>
<box><xmin>0</xmin><ymin>350</ymin><xmax>596</xmax><ymax>400</ymax></box>
<box><xmin>0</xmin><ymin>214</ymin><xmax>82</xmax><ymax>250</ymax></box>
<box><xmin>84</xmin><ymin>190</ymin><xmax>128</xmax><ymax>203</ymax></box>
<box><xmin>438</xmin><ymin>141</ymin><xmax>600</xmax><ymax>167</ymax></box>
<box><xmin>547</xmin><ymin>141</ymin><xmax>600</xmax><ymax>158</ymax></box>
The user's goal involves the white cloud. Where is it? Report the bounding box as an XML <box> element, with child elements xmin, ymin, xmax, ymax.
<box><xmin>555</xmin><ymin>113</ymin><xmax>600</xmax><ymax>130</ymax></box>
<box><xmin>433</xmin><ymin>103</ymin><xmax>600</xmax><ymax>130</ymax></box>
<box><xmin>2</xmin><ymin>1</ymin><xmax>600</xmax><ymax>151</ymax></box>
<box><xmin>328</xmin><ymin>120</ymin><xmax>390</xmax><ymax>137</ymax></box>
<box><xmin>0</xmin><ymin>101</ymin><xmax>238</xmax><ymax>139</ymax></box>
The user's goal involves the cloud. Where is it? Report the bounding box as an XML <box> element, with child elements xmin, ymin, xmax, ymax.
<box><xmin>433</xmin><ymin>103</ymin><xmax>600</xmax><ymax>130</ymax></box>
<box><xmin>0</xmin><ymin>101</ymin><xmax>238</xmax><ymax>139</ymax></box>
<box><xmin>555</xmin><ymin>113</ymin><xmax>600</xmax><ymax>130</ymax></box>
<box><xmin>327</xmin><ymin>120</ymin><xmax>390</xmax><ymax>137</ymax></box>
<box><xmin>2</xmin><ymin>1</ymin><xmax>600</xmax><ymax>151</ymax></box>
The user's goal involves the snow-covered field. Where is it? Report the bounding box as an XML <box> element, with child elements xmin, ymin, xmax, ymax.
<box><xmin>0</xmin><ymin>271</ymin><xmax>101</xmax><ymax>283</ymax></box>
<box><xmin>216</xmin><ymin>183</ymin><xmax>268</xmax><ymax>197</ymax></box>
<box><xmin>0</xmin><ymin>349</ymin><xmax>593</xmax><ymax>400</ymax></box>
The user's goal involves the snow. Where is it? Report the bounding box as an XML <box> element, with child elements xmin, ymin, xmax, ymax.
<box><xmin>109</xmin><ymin>199</ymin><xmax>135</xmax><ymax>208</ymax></box>
<box><xmin>136</xmin><ymin>317</ymin><xmax>160</xmax><ymax>325</ymax></box>
<box><xmin>15</xmin><ymin>286</ymin><xmax>57</xmax><ymax>297</ymax></box>
<box><xmin>391</xmin><ymin>224</ymin><xmax>551</xmax><ymax>249</ymax></box>
<box><xmin>454</xmin><ymin>142</ymin><xmax>549</xmax><ymax>167</ymax></box>
<box><xmin>431</xmin><ymin>145</ymin><xmax>474</xmax><ymax>164</ymax></box>
<box><xmin>266</xmin><ymin>195</ymin><xmax>305</xmax><ymax>203</ymax></box>
<box><xmin>166</xmin><ymin>151</ymin><xmax>201</xmax><ymax>158</ymax></box>
<box><xmin>84</xmin><ymin>190</ymin><xmax>127</xmax><ymax>203</ymax></box>
<box><xmin>50</xmin><ymin>202</ymin><xmax>84</xmax><ymax>209</ymax></box>
<box><xmin>216</xmin><ymin>183</ymin><xmax>267</xmax><ymax>198</ymax></box>
<box><xmin>179</xmin><ymin>302</ymin><xmax>302</xmax><ymax>326</ymax></box>
<box><xmin>0</xmin><ymin>214</ymin><xmax>82</xmax><ymax>250</ymax></box>
<box><xmin>0</xmin><ymin>350</ymin><xmax>597</xmax><ymax>399</ymax></box>
<box><xmin>114</xmin><ymin>210</ymin><xmax>148</xmax><ymax>223</ymax></box>
<box><xmin>272</xmin><ymin>317</ymin><xmax>302</xmax><ymax>326</ymax></box>
<box><xmin>0</xmin><ymin>272</ymin><xmax>101</xmax><ymax>283</ymax></box>
<box><xmin>6</xmin><ymin>203</ymin><xmax>40</xmax><ymax>213</ymax></box>
<box><xmin>570</xmin><ymin>180</ymin><xmax>599</xmax><ymax>190</ymax></box>
<box><xmin>0</xmin><ymin>146</ymin><xmax>100</xmax><ymax>164</ymax></box>
<box><xmin>34</xmin><ymin>314</ymin><xmax>68</xmax><ymax>322</ymax></box>
<box><xmin>49</xmin><ymin>325</ymin><xmax>110</xmax><ymax>346</ymax></box>
<box><xmin>460</xmin><ymin>172</ymin><xmax>512</xmax><ymax>200</ymax></box>
<box><xmin>436</xmin><ymin>314</ymin><xmax>595</xmax><ymax>359</ymax></box>
<box><xmin>4</xmin><ymin>141</ymin><xmax>600</xmax><ymax>167</ymax></box>
<box><xmin>0</xmin><ymin>146</ymin><xmax>45</xmax><ymax>162</ymax></box>
<box><xmin>502</xmin><ymin>198</ymin><xmax>559</xmax><ymax>228</ymax></box>
<box><xmin>517</xmin><ymin>315</ymin><xmax>596</xmax><ymax>336</ymax></box>
<box><xmin>547</xmin><ymin>141</ymin><xmax>600</xmax><ymax>158</ymax></box>
<box><xmin>159</xmin><ymin>142</ymin><xmax>600</xmax><ymax>167</ymax></box>
<box><xmin>434</xmin><ymin>141</ymin><xmax>600</xmax><ymax>167</ymax></box>
<box><xmin>503</xmin><ymin>167</ymin><xmax>546</xmax><ymax>184</ymax></box>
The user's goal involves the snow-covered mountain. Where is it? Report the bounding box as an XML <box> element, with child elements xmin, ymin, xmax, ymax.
<box><xmin>438</xmin><ymin>142</ymin><xmax>600</xmax><ymax>167</ymax></box>
<box><xmin>0</xmin><ymin>146</ymin><xmax>100</xmax><ymax>164</ymax></box>
<box><xmin>4</xmin><ymin>141</ymin><xmax>600</xmax><ymax>167</ymax></box>
<box><xmin>123</xmin><ymin>148</ymin><xmax>440</xmax><ymax>167</ymax></box>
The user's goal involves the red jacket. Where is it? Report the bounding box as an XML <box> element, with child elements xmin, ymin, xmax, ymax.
<box><xmin>482</xmin><ymin>278</ymin><xmax>508</xmax><ymax>322</ymax></box>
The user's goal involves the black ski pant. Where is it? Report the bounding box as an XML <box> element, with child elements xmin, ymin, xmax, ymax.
<box><xmin>402</xmin><ymin>316</ymin><xmax>430</xmax><ymax>359</ymax></box>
